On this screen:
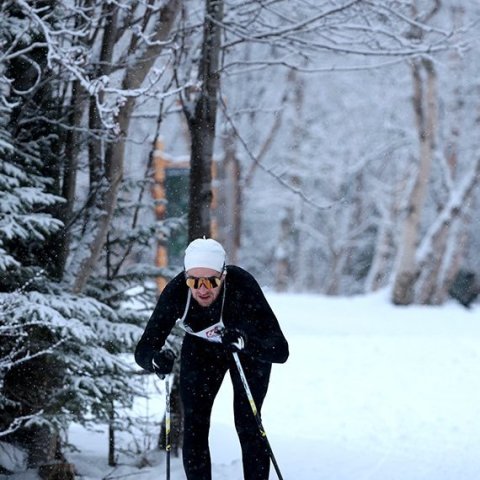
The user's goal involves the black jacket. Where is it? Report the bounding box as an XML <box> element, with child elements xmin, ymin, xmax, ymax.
<box><xmin>135</xmin><ymin>265</ymin><xmax>289</xmax><ymax>372</ymax></box>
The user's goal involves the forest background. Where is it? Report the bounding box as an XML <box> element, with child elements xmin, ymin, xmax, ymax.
<box><xmin>0</xmin><ymin>0</ymin><xmax>479</xmax><ymax>478</ymax></box>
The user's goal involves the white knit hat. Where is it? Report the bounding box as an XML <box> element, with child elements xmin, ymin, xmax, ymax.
<box><xmin>184</xmin><ymin>238</ymin><xmax>226</xmax><ymax>272</ymax></box>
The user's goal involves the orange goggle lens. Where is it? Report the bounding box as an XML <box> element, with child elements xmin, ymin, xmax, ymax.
<box><xmin>185</xmin><ymin>275</ymin><xmax>222</xmax><ymax>290</ymax></box>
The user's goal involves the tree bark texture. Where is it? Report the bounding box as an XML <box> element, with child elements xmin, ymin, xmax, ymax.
<box><xmin>416</xmin><ymin>159</ymin><xmax>480</xmax><ymax>303</ymax></box>
<box><xmin>392</xmin><ymin>59</ymin><xmax>437</xmax><ymax>305</ymax></box>
<box><xmin>216</xmin><ymin>130</ymin><xmax>242</xmax><ymax>263</ymax></box>
<box><xmin>54</xmin><ymin>79</ymin><xmax>83</xmax><ymax>279</ymax></box>
<box><xmin>2</xmin><ymin>328</ymin><xmax>66</xmax><ymax>467</ymax></box>
<box><xmin>186</xmin><ymin>0</ymin><xmax>224</xmax><ymax>241</ymax></box>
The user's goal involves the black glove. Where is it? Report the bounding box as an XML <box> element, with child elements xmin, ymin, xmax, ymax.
<box><xmin>221</xmin><ymin>327</ymin><xmax>247</xmax><ymax>353</ymax></box>
<box><xmin>152</xmin><ymin>348</ymin><xmax>175</xmax><ymax>376</ymax></box>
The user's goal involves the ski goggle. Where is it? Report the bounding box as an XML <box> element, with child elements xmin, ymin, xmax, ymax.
<box><xmin>185</xmin><ymin>275</ymin><xmax>222</xmax><ymax>290</ymax></box>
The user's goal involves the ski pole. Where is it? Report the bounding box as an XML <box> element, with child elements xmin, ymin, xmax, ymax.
<box><xmin>165</xmin><ymin>374</ymin><xmax>171</xmax><ymax>480</ymax></box>
<box><xmin>155</xmin><ymin>372</ymin><xmax>172</xmax><ymax>480</ymax></box>
<box><xmin>232</xmin><ymin>352</ymin><xmax>284</xmax><ymax>480</ymax></box>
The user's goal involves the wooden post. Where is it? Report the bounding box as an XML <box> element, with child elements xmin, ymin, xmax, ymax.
<box><xmin>152</xmin><ymin>139</ymin><xmax>169</xmax><ymax>293</ymax></box>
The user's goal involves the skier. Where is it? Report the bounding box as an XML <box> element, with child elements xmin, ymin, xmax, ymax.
<box><xmin>135</xmin><ymin>238</ymin><xmax>289</xmax><ymax>480</ymax></box>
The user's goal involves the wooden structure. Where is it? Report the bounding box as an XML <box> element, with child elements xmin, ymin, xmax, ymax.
<box><xmin>151</xmin><ymin>139</ymin><xmax>220</xmax><ymax>293</ymax></box>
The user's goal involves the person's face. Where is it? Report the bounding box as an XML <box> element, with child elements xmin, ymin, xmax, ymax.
<box><xmin>185</xmin><ymin>267</ymin><xmax>224</xmax><ymax>307</ymax></box>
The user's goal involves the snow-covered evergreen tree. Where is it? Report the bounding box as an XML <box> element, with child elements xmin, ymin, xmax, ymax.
<box><xmin>0</xmin><ymin>0</ymin><xmax>182</xmax><ymax>472</ymax></box>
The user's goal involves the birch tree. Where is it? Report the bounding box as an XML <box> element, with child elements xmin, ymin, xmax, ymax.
<box><xmin>392</xmin><ymin>56</ymin><xmax>439</xmax><ymax>305</ymax></box>
<box><xmin>392</xmin><ymin>0</ymin><xmax>480</xmax><ymax>305</ymax></box>
<box><xmin>212</xmin><ymin>0</ymin><xmax>477</xmax><ymax>302</ymax></box>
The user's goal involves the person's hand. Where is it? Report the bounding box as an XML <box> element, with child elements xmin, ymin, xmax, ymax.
<box><xmin>152</xmin><ymin>348</ymin><xmax>175</xmax><ymax>377</ymax></box>
<box><xmin>222</xmin><ymin>327</ymin><xmax>247</xmax><ymax>353</ymax></box>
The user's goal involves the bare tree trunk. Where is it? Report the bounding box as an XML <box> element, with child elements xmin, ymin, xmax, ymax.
<box><xmin>417</xmin><ymin>228</ymin><xmax>449</xmax><ymax>304</ymax></box>
<box><xmin>108</xmin><ymin>400</ymin><xmax>116</xmax><ymax>467</ymax></box>
<box><xmin>416</xmin><ymin>159</ymin><xmax>480</xmax><ymax>302</ymax></box>
<box><xmin>217</xmin><ymin>129</ymin><xmax>242</xmax><ymax>263</ymax></box>
<box><xmin>392</xmin><ymin>58</ymin><xmax>437</xmax><ymax>305</ymax></box>
<box><xmin>185</xmin><ymin>0</ymin><xmax>224</xmax><ymax>241</ymax></box>
<box><xmin>3</xmin><ymin>343</ymin><xmax>68</xmax><ymax>470</ymax></box>
<box><xmin>55</xmin><ymin>79</ymin><xmax>83</xmax><ymax>276</ymax></box>
<box><xmin>365</xmin><ymin>226</ymin><xmax>394</xmax><ymax>292</ymax></box>
<box><xmin>274</xmin><ymin>208</ymin><xmax>294</xmax><ymax>291</ymax></box>
<box><xmin>326</xmin><ymin>250</ymin><xmax>344</xmax><ymax>296</ymax></box>
<box><xmin>437</xmin><ymin>223</ymin><xmax>468</xmax><ymax>303</ymax></box>
<box><xmin>288</xmin><ymin>69</ymin><xmax>304</xmax><ymax>289</ymax></box>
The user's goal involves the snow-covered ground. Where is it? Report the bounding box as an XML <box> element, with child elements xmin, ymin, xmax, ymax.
<box><xmin>5</xmin><ymin>290</ymin><xmax>480</xmax><ymax>479</ymax></box>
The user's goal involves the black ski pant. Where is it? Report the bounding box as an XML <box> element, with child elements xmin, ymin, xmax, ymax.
<box><xmin>180</xmin><ymin>335</ymin><xmax>272</xmax><ymax>480</ymax></box>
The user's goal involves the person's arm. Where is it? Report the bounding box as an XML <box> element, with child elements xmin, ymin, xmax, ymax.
<box><xmin>227</xmin><ymin>267</ymin><xmax>289</xmax><ymax>364</ymax></box>
<box><xmin>134</xmin><ymin>274</ymin><xmax>186</xmax><ymax>372</ymax></box>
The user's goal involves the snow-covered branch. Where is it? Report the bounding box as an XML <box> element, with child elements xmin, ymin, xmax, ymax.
<box><xmin>220</xmin><ymin>0</ymin><xmax>463</xmax><ymax>64</ymax></box>
<box><xmin>416</xmin><ymin>159</ymin><xmax>480</xmax><ymax>266</ymax></box>
<box><xmin>0</xmin><ymin>412</ymin><xmax>44</xmax><ymax>439</ymax></box>
<box><xmin>219</xmin><ymin>96</ymin><xmax>342</xmax><ymax>212</ymax></box>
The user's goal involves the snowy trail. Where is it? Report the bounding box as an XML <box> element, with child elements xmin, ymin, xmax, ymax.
<box><xmin>8</xmin><ymin>291</ymin><xmax>479</xmax><ymax>480</ymax></box>
<box><xmin>209</xmin><ymin>292</ymin><xmax>480</xmax><ymax>480</ymax></box>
